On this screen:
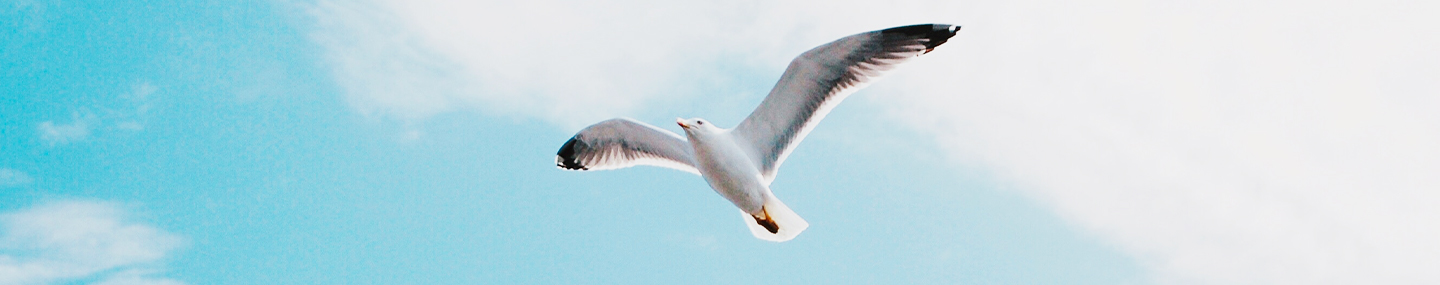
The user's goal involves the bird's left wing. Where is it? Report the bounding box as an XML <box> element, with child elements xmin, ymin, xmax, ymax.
<box><xmin>734</xmin><ymin>24</ymin><xmax>959</xmax><ymax>183</ymax></box>
<box><xmin>556</xmin><ymin>118</ymin><xmax>699</xmax><ymax>175</ymax></box>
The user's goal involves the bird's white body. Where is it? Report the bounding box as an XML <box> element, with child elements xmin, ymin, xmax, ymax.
<box><xmin>678</xmin><ymin>118</ymin><xmax>808</xmax><ymax>240</ymax></box>
<box><xmin>555</xmin><ymin>24</ymin><xmax>958</xmax><ymax>242</ymax></box>
<box><xmin>683</xmin><ymin>126</ymin><xmax>766</xmax><ymax>214</ymax></box>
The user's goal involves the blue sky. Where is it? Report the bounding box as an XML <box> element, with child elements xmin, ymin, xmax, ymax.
<box><xmin>6</xmin><ymin>0</ymin><xmax>1440</xmax><ymax>284</ymax></box>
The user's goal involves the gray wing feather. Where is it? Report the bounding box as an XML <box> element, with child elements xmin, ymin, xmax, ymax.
<box><xmin>556</xmin><ymin>118</ymin><xmax>699</xmax><ymax>175</ymax></box>
<box><xmin>735</xmin><ymin>24</ymin><xmax>959</xmax><ymax>183</ymax></box>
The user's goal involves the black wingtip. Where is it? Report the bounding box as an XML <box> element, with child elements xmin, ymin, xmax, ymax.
<box><xmin>556</xmin><ymin>137</ymin><xmax>588</xmax><ymax>170</ymax></box>
<box><xmin>881</xmin><ymin>24</ymin><xmax>960</xmax><ymax>52</ymax></box>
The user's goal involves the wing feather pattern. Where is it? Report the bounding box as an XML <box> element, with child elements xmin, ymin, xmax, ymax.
<box><xmin>735</xmin><ymin>24</ymin><xmax>959</xmax><ymax>182</ymax></box>
<box><xmin>556</xmin><ymin>118</ymin><xmax>699</xmax><ymax>175</ymax></box>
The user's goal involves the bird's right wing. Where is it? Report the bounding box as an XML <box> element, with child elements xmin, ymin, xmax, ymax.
<box><xmin>555</xmin><ymin>118</ymin><xmax>699</xmax><ymax>175</ymax></box>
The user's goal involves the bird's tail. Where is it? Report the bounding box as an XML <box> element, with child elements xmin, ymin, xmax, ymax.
<box><xmin>742</xmin><ymin>193</ymin><xmax>809</xmax><ymax>242</ymax></box>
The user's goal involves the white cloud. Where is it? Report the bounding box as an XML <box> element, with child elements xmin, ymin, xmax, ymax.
<box><xmin>0</xmin><ymin>201</ymin><xmax>186</xmax><ymax>285</ymax></box>
<box><xmin>309</xmin><ymin>0</ymin><xmax>1440</xmax><ymax>284</ymax></box>
<box><xmin>307</xmin><ymin>0</ymin><xmax>937</xmax><ymax>128</ymax></box>
<box><xmin>0</xmin><ymin>169</ymin><xmax>32</xmax><ymax>187</ymax></box>
<box><xmin>883</xmin><ymin>1</ymin><xmax>1440</xmax><ymax>284</ymax></box>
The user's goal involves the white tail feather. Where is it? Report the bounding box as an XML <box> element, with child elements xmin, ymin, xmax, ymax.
<box><xmin>741</xmin><ymin>193</ymin><xmax>809</xmax><ymax>242</ymax></box>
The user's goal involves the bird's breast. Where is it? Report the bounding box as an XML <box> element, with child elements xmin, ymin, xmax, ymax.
<box><xmin>689</xmin><ymin>132</ymin><xmax>768</xmax><ymax>214</ymax></box>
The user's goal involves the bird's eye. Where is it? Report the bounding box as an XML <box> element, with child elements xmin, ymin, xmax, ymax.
<box><xmin>697</xmin><ymin>121</ymin><xmax>704</xmax><ymax>125</ymax></box>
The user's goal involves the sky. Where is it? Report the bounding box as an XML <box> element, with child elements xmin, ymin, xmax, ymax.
<box><xmin>2</xmin><ymin>0</ymin><xmax>1437</xmax><ymax>284</ymax></box>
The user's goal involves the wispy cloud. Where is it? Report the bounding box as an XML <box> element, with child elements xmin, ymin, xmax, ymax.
<box><xmin>36</xmin><ymin>82</ymin><xmax>158</xmax><ymax>145</ymax></box>
<box><xmin>110</xmin><ymin>82</ymin><xmax>157</xmax><ymax>131</ymax></box>
<box><xmin>36</xmin><ymin>112</ymin><xmax>94</xmax><ymax>146</ymax></box>
<box><xmin>0</xmin><ymin>168</ymin><xmax>33</xmax><ymax>187</ymax></box>
<box><xmin>309</xmin><ymin>0</ymin><xmax>1440</xmax><ymax>284</ymax></box>
<box><xmin>0</xmin><ymin>200</ymin><xmax>186</xmax><ymax>285</ymax></box>
<box><xmin>2</xmin><ymin>0</ymin><xmax>50</xmax><ymax>34</ymax></box>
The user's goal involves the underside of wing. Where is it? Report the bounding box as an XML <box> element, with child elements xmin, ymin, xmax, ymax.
<box><xmin>556</xmin><ymin>118</ymin><xmax>699</xmax><ymax>175</ymax></box>
<box><xmin>735</xmin><ymin>24</ymin><xmax>960</xmax><ymax>183</ymax></box>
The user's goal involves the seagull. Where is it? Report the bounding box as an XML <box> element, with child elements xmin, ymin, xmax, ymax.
<box><xmin>555</xmin><ymin>24</ymin><xmax>959</xmax><ymax>242</ymax></box>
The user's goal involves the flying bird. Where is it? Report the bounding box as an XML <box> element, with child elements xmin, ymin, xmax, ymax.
<box><xmin>555</xmin><ymin>24</ymin><xmax>959</xmax><ymax>242</ymax></box>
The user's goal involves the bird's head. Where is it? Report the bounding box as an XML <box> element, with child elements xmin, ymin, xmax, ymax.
<box><xmin>676</xmin><ymin>118</ymin><xmax>719</xmax><ymax>134</ymax></box>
